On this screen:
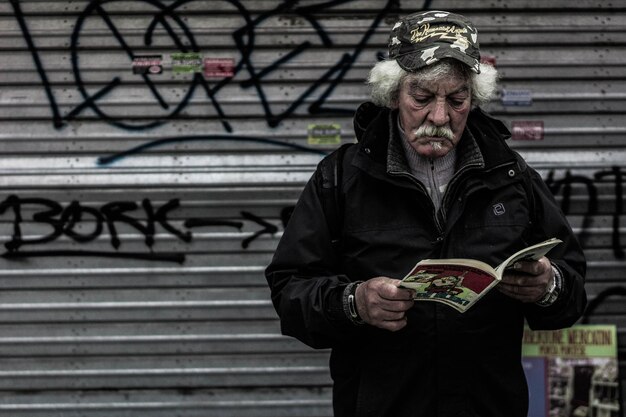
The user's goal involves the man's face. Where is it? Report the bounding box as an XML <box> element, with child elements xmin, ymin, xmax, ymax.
<box><xmin>395</xmin><ymin>71</ymin><xmax>472</xmax><ymax>159</ymax></box>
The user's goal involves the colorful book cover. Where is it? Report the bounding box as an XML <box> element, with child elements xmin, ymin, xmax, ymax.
<box><xmin>401</xmin><ymin>264</ymin><xmax>496</xmax><ymax>311</ymax></box>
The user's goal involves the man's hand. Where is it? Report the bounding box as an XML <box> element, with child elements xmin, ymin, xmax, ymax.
<box><xmin>498</xmin><ymin>256</ymin><xmax>554</xmax><ymax>303</ymax></box>
<box><xmin>355</xmin><ymin>277</ymin><xmax>415</xmax><ymax>331</ymax></box>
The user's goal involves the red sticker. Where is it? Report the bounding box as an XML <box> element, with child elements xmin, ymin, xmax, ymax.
<box><xmin>511</xmin><ymin>121</ymin><xmax>544</xmax><ymax>141</ymax></box>
<box><xmin>204</xmin><ymin>58</ymin><xmax>235</xmax><ymax>78</ymax></box>
<box><xmin>132</xmin><ymin>55</ymin><xmax>163</xmax><ymax>75</ymax></box>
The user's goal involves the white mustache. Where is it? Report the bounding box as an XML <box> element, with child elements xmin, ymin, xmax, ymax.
<box><xmin>413</xmin><ymin>125</ymin><xmax>455</xmax><ymax>141</ymax></box>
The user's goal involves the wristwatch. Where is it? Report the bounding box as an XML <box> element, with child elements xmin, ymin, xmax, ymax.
<box><xmin>536</xmin><ymin>265</ymin><xmax>562</xmax><ymax>307</ymax></box>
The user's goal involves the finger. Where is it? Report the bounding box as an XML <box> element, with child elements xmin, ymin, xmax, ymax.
<box><xmin>498</xmin><ymin>283</ymin><xmax>546</xmax><ymax>302</ymax></box>
<box><xmin>379</xmin><ymin>284</ymin><xmax>415</xmax><ymax>301</ymax></box>
<box><xmin>377</xmin><ymin>316</ymin><xmax>408</xmax><ymax>332</ymax></box>
<box><xmin>377</xmin><ymin>296</ymin><xmax>414</xmax><ymax>307</ymax></box>
<box><xmin>374</xmin><ymin>297</ymin><xmax>415</xmax><ymax>312</ymax></box>
<box><xmin>384</xmin><ymin>318</ymin><xmax>408</xmax><ymax>332</ymax></box>
<box><xmin>499</xmin><ymin>282</ymin><xmax>539</xmax><ymax>295</ymax></box>
<box><xmin>501</xmin><ymin>273</ymin><xmax>543</xmax><ymax>287</ymax></box>
<box><xmin>511</xmin><ymin>258</ymin><xmax>550</xmax><ymax>276</ymax></box>
<box><xmin>509</xmin><ymin>261</ymin><xmax>535</xmax><ymax>275</ymax></box>
<box><xmin>369</xmin><ymin>308</ymin><xmax>408</xmax><ymax>322</ymax></box>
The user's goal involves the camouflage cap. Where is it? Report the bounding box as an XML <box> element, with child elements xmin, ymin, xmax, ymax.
<box><xmin>388</xmin><ymin>10</ymin><xmax>481</xmax><ymax>73</ymax></box>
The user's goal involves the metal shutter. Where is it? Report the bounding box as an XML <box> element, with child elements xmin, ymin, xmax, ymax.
<box><xmin>0</xmin><ymin>1</ymin><xmax>624</xmax><ymax>415</ymax></box>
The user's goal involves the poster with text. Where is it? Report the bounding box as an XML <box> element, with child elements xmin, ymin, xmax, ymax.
<box><xmin>522</xmin><ymin>324</ymin><xmax>620</xmax><ymax>417</ymax></box>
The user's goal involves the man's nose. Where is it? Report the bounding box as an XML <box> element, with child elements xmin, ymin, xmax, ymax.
<box><xmin>428</xmin><ymin>100</ymin><xmax>450</xmax><ymax>126</ymax></box>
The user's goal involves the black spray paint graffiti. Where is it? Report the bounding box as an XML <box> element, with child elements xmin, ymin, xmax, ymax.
<box><xmin>0</xmin><ymin>195</ymin><xmax>277</xmax><ymax>264</ymax></box>
<box><xmin>10</xmin><ymin>0</ymin><xmax>436</xmax><ymax>162</ymax></box>
<box><xmin>545</xmin><ymin>166</ymin><xmax>625</xmax><ymax>259</ymax></box>
<box><xmin>0</xmin><ymin>166</ymin><xmax>623</xmax><ymax>263</ymax></box>
<box><xmin>10</xmin><ymin>0</ymin><xmax>432</xmax><ymax>164</ymax></box>
<box><xmin>10</xmin><ymin>0</ymin><xmax>430</xmax><ymax>134</ymax></box>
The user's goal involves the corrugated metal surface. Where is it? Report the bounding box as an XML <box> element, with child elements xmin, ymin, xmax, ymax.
<box><xmin>0</xmin><ymin>0</ymin><xmax>624</xmax><ymax>415</ymax></box>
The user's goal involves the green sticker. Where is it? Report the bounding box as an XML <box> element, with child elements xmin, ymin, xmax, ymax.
<box><xmin>172</xmin><ymin>52</ymin><xmax>203</xmax><ymax>74</ymax></box>
<box><xmin>308</xmin><ymin>124</ymin><xmax>341</xmax><ymax>145</ymax></box>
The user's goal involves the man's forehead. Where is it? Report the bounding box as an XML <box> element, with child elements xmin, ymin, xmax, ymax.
<box><xmin>405</xmin><ymin>76</ymin><xmax>470</xmax><ymax>94</ymax></box>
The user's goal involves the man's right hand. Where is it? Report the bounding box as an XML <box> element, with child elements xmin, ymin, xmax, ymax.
<box><xmin>355</xmin><ymin>277</ymin><xmax>415</xmax><ymax>331</ymax></box>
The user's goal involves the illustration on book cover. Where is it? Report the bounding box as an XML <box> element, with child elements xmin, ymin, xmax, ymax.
<box><xmin>402</xmin><ymin>264</ymin><xmax>494</xmax><ymax>308</ymax></box>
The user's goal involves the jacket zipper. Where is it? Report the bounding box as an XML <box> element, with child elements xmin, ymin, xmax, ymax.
<box><xmin>439</xmin><ymin>162</ymin><xmax>481</xmax><ymax>225</ymax></box>
<box><xmin>389</xmin><ymin>171</ymin><xmax>443</xmax><ymax>233</ymax></box>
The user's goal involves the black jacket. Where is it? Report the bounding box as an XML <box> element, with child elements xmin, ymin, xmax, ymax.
<box><xmin>265</xmin><ymin>103</ymin><xmax>587</xmax><ymax>417</ymax></box>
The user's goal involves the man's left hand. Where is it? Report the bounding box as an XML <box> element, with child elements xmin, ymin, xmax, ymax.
<box><xmin>497</xmin><ymin>256</ymin><xmax>554</xmax><ymax>303</ymax></box>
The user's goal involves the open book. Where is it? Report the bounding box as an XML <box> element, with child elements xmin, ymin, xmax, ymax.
<box><xmin>399</xmin><ymin>238</ymin><xmax>562</xmax><ymax>313</ymax></box>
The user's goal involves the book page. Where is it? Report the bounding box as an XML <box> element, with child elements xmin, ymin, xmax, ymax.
<box><xmin>494</xmin><ymin>238</ymin><xmax>562</xmax><ymax>276</ymax></box>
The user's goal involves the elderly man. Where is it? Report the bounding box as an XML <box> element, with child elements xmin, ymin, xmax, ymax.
<box><xmin>265</xmin><ymin>10</ymin><xmax>586</xmax><ymax>417</ymax></box>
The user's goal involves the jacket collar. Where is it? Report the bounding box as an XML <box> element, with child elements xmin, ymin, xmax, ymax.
<box><xmin>352</xmin><ymin>102</ymin><xmax>518</xmax><ymax>176</ymax></box>
<box><xmin>465</xmin><ymin>106</ymin><xmax>518</xmax><ymax>172</ymax></box>
<box><xmin>351</xmin><ymin>103</ymin><xmax>392</xmax><ymax>178</ymax></box>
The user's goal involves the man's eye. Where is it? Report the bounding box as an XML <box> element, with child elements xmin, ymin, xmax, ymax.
<box><xmin>413</xmin><ymin>96</ymin><xmax>431</xmax><ymax>104</ymax></box>
<box><xmin>448</xmin><ymin>98</ymin><xmax>466</xmax><ymax>107</ymax></box>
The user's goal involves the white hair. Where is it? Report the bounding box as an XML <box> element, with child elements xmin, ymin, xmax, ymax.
<box><xmin>367</xmin><ymin>59</ymin><xmax>498</xmax><ymax>108</ymax></box>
